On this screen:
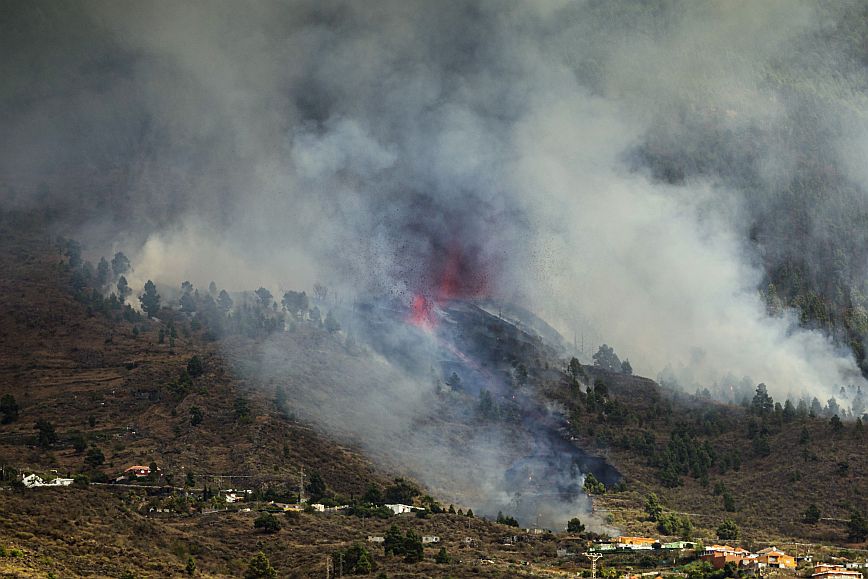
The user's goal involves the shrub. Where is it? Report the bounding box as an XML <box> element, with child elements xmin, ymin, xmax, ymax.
<box><xmin>716</xmin><ymin>519</ymin><xmax>739</xmax><ymax>541</ymax></box>
<box><xmin>254</xmin><ymin>512</ymin><xmax>282</xmax><ymax>534</ymax></box>
<box><xmin>187</xmin><ymin>355</ymin><xmax>204</xmax><ymax>378</ymax></box>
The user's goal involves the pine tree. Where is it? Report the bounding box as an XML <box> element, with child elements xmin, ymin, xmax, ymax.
<box><xmin>0</xmin><ymin>394</ymin><xmax>19</xmax><ymax>424</ymax></box>
<box><xmin>139</xmin><ymin>280</ymin><xmax>161</xmax><ymax>318</ymax></box>
<box><xmin>244</xmin><ymin>552</ymin><xmax>276</xmax><ymax>579</ymax></box>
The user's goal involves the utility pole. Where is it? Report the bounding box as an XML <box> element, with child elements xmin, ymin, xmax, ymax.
<box><xmin>338</xmin><ymin>553</ymin><xmax>344</xmax><ymax>577</ymax></box>
<box><xmin>584</xmin><ymin>551</ymin><xmax>602</xmax><ymax>579</ymax></box>
<box><xmin>324</xmin><ymin>555</ymin><xmax>332</xmax><ymax>579</ymax></box>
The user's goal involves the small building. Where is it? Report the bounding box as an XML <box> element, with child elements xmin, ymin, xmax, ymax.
<box><xmin>422</xmin><ymin>536</ymin><xmax>440</xmax><ymax>544</ymax></box>
<box><xmin>615</xmin><ymin>537</ymin><xmax>657</xmax><ymax>550</ymax></box>
<box><xmin>311</xmin><ymin>503</ymin><xmax>326</xmax><ymax>512</ymax></box>
<box><xmin>367</xmin><ymin>536</ymin><xmax>385</xmax><ymax>543</ymax></box>
<box><xmin>703</xmin><ymin>545</ymin><xmax>750</xmax><ymax>558</ymax></box>
<box><xmin>812</xmin><ymin>564</ymin><xmax>864</xmax><ymax>579</ymax></box>
<box><xmin>47</xmin><ymin>477</ymin><xmax>73</xmax><ymax>486</ymax></box>
<box><xmin>700</xmin><ymin>545</ymin><xmax>751</xmax><ymax>569</ymax></box>
<box><xmin>124</xmin><ymin>465</ymin><xmax>158</xmax><ymax>478</ymax></box>
<box><xmin>384</xmin><ymin>503</ymin><xmax>415</xmax><ymax>515</ymax></box>
<box><xmin>662</xmin><ymin>541</ymin><xmax>695</xmax><ymax>550</ymax></box>
<box><xmin>22</xmin><ymin>474</ymin><xmax>45</xmax><ymax>488</ymax></box>
<box><xmin>755</xmin><ymin>547</ymin><xmax>796</xmax><ymax>569</ymax></box>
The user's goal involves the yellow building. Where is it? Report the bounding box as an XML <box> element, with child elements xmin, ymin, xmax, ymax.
<box><xmin>615</xmin><ymin>537</ymin><xmax>657</xmax><ymax>550</ymax></box>
<box><xmin>755</xmin><ymin>547</ymin><xmax>796</xmax><ymax>569</ymax></box>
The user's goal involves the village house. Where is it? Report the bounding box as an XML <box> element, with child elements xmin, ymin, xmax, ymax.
<box><xmin>661</xmin><ymin>541</ymin><xmax>695</xmax><ymax>550</ymax></box>
<box><xmin>367</xmin><ymin>536</ymin><xmax>385</xmax><ymax>544</ymax></box>
<box><xmin>614</xmin><ymin>537</ymin><xmax>657</xmax><ymax>550</ymax></box>
<box><xmin>384</xmin><ymin>503</ymin><xmax>415</xmax><ymax>515</ymax></box>
<box><xmin>21</xmin><ymin>473</ymin><xmax>73</xmax><ymax>488</ymax></box>
<box><xmin>124</xmin><ymin>465</ymin><xmax>159</xmax><ymax>478</ymax></box>
<box><xmin>422</xmin><ymin>536</ymin><xmax>440</xmax><ymax>544</ymax></box>
<box><xmin>700</xmin><ymin>545</ymin><xmax>751</xmax><ymax>569</ymax></box>
<box><xmin>753</xmin><ymin>547</ymin><xmax>796</xmax><ymax>569</ymax></box>
<box><xmin>813</xmin><ymin>564</ymin><xmax>865</xmax><ymax>579</ymax></box>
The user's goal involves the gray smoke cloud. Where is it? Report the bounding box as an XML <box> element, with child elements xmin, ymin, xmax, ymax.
<box><xmin>3</xmin><ymin>1</ymin><xmax>868</xmax><ymax>515</ymax></box>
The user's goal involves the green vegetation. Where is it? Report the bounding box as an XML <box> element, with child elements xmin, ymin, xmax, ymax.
<box><xmin>0</xmin><ymin>394</ymin><xmax>19</xmax><ymax>423</ymax></box>
<box><xmin>244</xmin><ymin>551</ymin><xmax>276</xmax><ymax>579</ymax></box>
<box><xmin>383</xmin><ymin>525</ymin><xmax>423</xmax><ymax>563</ymax></box>
<box><xmin>849</xmin><ymin>510</ymin><xmax>868</xmax><ymax>542</ymax></box>
<box><xmin>35</xmin><ymin>419</ymin><xmax>57</xmax><ymax>449</ymax></box>
<box><xmin>253</xmin><ymin>512</ymin><xmax>282</xmax><ymax>534</ymax></box>
<box><xmin>567</xmin><ymin>517</ymin><xmax>586</xmax><ymax>533</ymax></box>
<box><xmin>333</xmin><ymin>543</ymin><xmax>375</xmax><ymax>575</ymax></box>
<box><xmin>716</xmin><ymin>519</ymin><xmax>739</xmax><ymax>541</ymax></box>
<box><xmin>803</xmin><ymin>503</ymin><xmax>821</xmax><ymax>524</ymax></box>
<box><xmin>496</xmin><ymin>511</ymin><xmax>519</xmax><ymax>527</ymax></box>
<box><xmin>139</xmin><ymin>280</ymin><xmax>161</xmax><ymax>318</ymax></box>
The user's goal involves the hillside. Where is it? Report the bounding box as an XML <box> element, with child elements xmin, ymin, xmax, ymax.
<box><xmin>0</xmin><ymin>215</ymin><xmax>615</xmax><ymax>578</ymax></box>
<box><xmin>1</xmin><ymin>214</ymin><xmax>867</xmax><ymax>578</ymax></box>
<box><xmin>546</xmin><ymin>367</ymin><xmax>868</xmax><ymax>550</ymax></box>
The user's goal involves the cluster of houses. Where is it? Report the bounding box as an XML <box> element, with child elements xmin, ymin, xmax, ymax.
<box><xmin>591</xmin><ymin>538</ymin><xmax>865</xmax><ymax>578</ymax></box>
<box><xmin>700</xmin><ymin>544</ymin><xmax>797</xmax><ymax>570</ymax></box>
<box><xmin>367</xmin><ymin>534</ymin><xmax>441</xmax><ymax>545</ymax></box>
<box><xmin>593</xmin><ymin>536</ymin><xmax>696</xmax><ymax>552</ymax></box>
<box><xmin>812</xmin><ymin>564</ymin><xmax>868</xmax><ymax>579</ymax></box>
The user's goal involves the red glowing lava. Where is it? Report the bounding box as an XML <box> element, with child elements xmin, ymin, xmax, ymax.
<box><xmin>405</xmin><ymin>243</ymin><xmax>492</xmax><ymax>330</ymax></box>
<box><xmin>408</xmin><ymin>293</ymin><xmax>437</xmax><ymax>330</ymax></box>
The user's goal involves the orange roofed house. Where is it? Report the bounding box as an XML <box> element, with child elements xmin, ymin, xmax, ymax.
<box><xmin>813</xmin><ymin>564</ymin><xmax>864</xmax><ymax>579</ymax></box>
<box><xmin>754</xmin><ymin>547</ymin><xmax>796</xmax><ymax>569</ymax></box>
<box><xmin>701</xmin><ymin>545</ymin><xmax>751</xmax><ymax>569</ymax></box>
<box><xmin>124</xmin><ymin>465</ymin><xmax>160</xmax><ymax>478</ymax></box>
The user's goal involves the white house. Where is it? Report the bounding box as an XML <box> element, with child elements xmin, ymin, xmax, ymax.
<box><xmin>422</xmin><ymin>536</ymin><xmax>440</xmax><ymax>544</ymax></box>
<box><xmin>47</xmin><ymin>477</ymin><xmax>73</xmax><ymax>486</ymax></box>
<box><xmin>21</xmin><ymin>474</ymin><xmax>73</xmax><ymax>488</ymax></box>
<box><xmin>384</xmin><ymin>503</ymin><xmax>415</xmax><ymax>515</ymax></box>
<box><xmin>367</xmin><ymin>536</ymin><xmax>385</xmax><ymax>543</ymax></box>
<box><xmin>22</xmin><ymin>474</ymin><xmax>45</xmax><ymax>488</ymax></box>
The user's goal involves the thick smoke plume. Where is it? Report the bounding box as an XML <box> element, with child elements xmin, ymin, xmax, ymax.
<box><xmin>3</xmin><ymin>0</ymin><xmax>868</xmax><ymax>516</ymax></box>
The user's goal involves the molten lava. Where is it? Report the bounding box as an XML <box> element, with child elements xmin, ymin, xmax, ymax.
<box><xmin>408</xmin><ymin>293</ymin><xmax>437</xmax><ymax>330</ymax></box>
<box><xmin>406</xmin><ymin>243</ymin><xmax>491</xmax><ymax>330</ymax></box>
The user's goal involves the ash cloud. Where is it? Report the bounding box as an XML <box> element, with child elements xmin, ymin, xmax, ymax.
<box><xmin>3</xmin><ymin>0</ymin><xmax>868</xmax><ymax>486</ymax></box>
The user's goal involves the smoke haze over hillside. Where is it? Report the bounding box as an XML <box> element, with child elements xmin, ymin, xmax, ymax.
<box><xmin>3</xmin><ymin>0</ymin><xmax>868</xmax><ymax>405</ymax></box>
